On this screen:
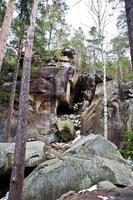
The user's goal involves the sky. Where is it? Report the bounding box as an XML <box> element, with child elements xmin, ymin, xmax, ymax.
<box><xmin>66</xmin><ymin>0</ymin><xmax>120</xmax><ymax>44</ymax></box>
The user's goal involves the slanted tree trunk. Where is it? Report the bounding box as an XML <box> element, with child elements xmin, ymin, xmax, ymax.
<box><xmin>6</xmin><ymin>41</ymin><xmax>22</xmax><ymax>142</ymax></box>
<box><xmin>0</xmin><ymin>0</ymin><xmax>16</xmax><ymax>72</ymax></box>
<box><xmin>8</xmin><ymin>0</ymin><xmax>39</xmax><ymax>200</ymax></box>
<box><xmin>125</xmin><ymin>0</ymin><xmax>133</xmax><ymax>71</ymax></box>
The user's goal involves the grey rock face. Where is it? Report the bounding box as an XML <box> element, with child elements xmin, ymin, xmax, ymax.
<box><xmin>127</xmin><ymin>99</ymin><xmax>133</xmax><ymax>130</ymax></box>
<box><xmin>97</xmin><ymin>181</ymin><xmax>117</xmax><ymax>190</ymax></box>
<box><xmin>0</xmin><ymin>141</ymin><xmax>45</xmax><ymax>174</ymax></box>
<box><xmin>22</xmin><ymin>134</ymin><xmax>133</xmax><ymax>200</ymax></box>
<box><xmin>81</xmin><ymin>80</ymin><xmax>132</xmax><ymax>147</ymax></box>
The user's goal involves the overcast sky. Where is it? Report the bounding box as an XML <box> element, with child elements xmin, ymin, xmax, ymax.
<box><xmin>66</xmin><ymin>0</ymin><xmax>120</xmax><ymax>44</ymax></box>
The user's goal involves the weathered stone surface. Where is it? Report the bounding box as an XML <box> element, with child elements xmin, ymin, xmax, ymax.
<box><xmin>97</xmin><ymin>181</ymin><xmax>117</xmax><ymax>190</ymax></box>
<box><xmin>57</xmin><ymin>187</ymin><xmax>133</xmax><ymax>200</ymax></box>
<box><xmin>0</xmin><ymin>141</ymin><xmax>45</xmax><ymax>174</ymax></box>
<box><xmin>127</xmin><ymin>99</ymin><xmax>133</xmax><ymax>130</ymax></box>
<box><xmin>26</xmin><ymin>113</ymin><xmax>57</xmax><ymax>141</ymax></box>
<box><xmin>47</xmin><ymin>133</ymin><xmax>59</xmax><ymax>144</ymax></box>
<box><xmin>45</xmin><ymin>142</ymin><xmax>71</xmax><ymax>160</ymax></box>
<box><xmin>0</xmin><ymin>64</ymin><xmax>80</xmax><ymax>142</ymax></box>
<box><xmin>81</xmin><ymin>80</ymin><xmax>131</xmax><ymax>147</ymax></box>
<box><xmin>22</xmin><ymin>134</ymin><xmax>133</xmax><ymax>200</ymax></box>
<box><xmin>0</xmin><ymin>111</ymin><xmax>57</xmax><ymax>142</ymax></box>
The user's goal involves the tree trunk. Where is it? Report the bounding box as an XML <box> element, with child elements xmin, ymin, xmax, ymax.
<box><xmin>48</xmin><ymin>23</ymin><xmax>53</xmax><ymax>50</ymax></box>
<box><xmin>0</xmin><ymin>0</ymin><xmax>16</xmax><ymax>72</ymax></box>
<box><xmin>125</xmin><ymin>0</ymin><xmax>133</xmax><ymax>71</ymax></box>
<box><xmin>8</xmin><ymin>0</ymin><xmax>39</xmax><ymax>200</ymax></box>
<box><xmin>6</xmin><ymin>42</ymin><xmax>22</xmax><ymax>142</ymax></box>
<box><xmin>100</xmin><ymin>45</ymin><xmax>108</xmax><ymax>140</ymax></box>
<box><xmin>103</xmin><ymin>63</ymin><xmax>108</xmax><ymax>139</ymax></box>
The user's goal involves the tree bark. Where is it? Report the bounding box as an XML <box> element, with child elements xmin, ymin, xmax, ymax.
<box><xmin>8</xmin><ymin>0</ymin><xmax>39</xmax><ymax>200</ymax></box>
<box><xmin>0</xmin><ymin>0</ymin><xmax>16</xmax><ymax>72</ymax></box>
<box><xmin>103</xmin><ymin>63</ymin><xmax>108</xmax><ymax>139</ymax></box>
<box><xmin>101</xmin><ymin>48</ymin><xmax>108</xmax><ymax>140</ymax></box>
<box><xmin>48</xmin><ymin>23</ymin><xmax>53</xmax><ymax>50</ymax></box>
<box><xmin>125</xmin><ymin>0</ymin><xmax>133</xmax><ymax>71</ymax></box>
<box><xmin>6</xmin><ymin>42</ymin><xmax>22</xmax><ymax>142</ymax></box>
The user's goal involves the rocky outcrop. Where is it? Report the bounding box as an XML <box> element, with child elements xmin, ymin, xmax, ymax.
<box><xmin>0</xmin><ymin>141</ymin><xmax>45</xmax><ymax>174</ymax></box>
<box><xmin>22</xmin><ymin>134</ymin><xmax>133</xmax><ymax>200</ymax></box>
<box><xmin>81</xmin><ymin>80</ymin><xmax>132</xmax><ymax>147</ymax></box>
<box><xmin>0</xmin><ymin>48</ymin><xmax>80</xmax><ymax>142</ymax></box>
<box><xmin>0</xmin><ymin>48</ymin><xmax>133</xmax><ymax>147</ymax></box>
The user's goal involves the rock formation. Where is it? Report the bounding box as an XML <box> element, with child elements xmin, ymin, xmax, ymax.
<box><xmin>0</xmin><ymin>48</ymin><xmax>133</xmax><ymax>147</ymax></box>
<box><xmin>22</xmin><ymin>134</ymin><xmax>133</xmax><ymax>200</ymax></box>
<box><xmin>0</xmin><ymin>141</ymin><xmax>46</xmax><ymax>174</ymax></box>
<box><xmin>0</xmin><ymin>48</ymin><xmax>133</xmax><ymax>199</ymax></box>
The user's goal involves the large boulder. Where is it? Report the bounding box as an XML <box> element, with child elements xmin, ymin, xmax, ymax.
<box><xmin>58</xmin><ymin>187</ymin><xmax>133</xmax><ymax>200</ymax></box>
<box><xmin>22</xmin><ymin>134</ymin><xmax>133</xmax><ymax>200</ymax></box>
<box><xmin>0</xmin><ymin>65</ymin><xmax>80</xmax><ymax>142</ymax></box>
<box><xmin>0</xmin><ymin>141</ymin><xmax>45</xmax><ymax>174</ymax></box>
<box><xmin>0</xmin><ymin>111</ymin><xmax>57</xmax><ymax>142</ymax></box>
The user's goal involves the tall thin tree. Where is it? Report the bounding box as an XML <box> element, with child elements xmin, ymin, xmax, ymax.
<box><xmin>0</xmin><ymin>0</ymin><xmax>16</xmax><ymax>72</ymax></box>
<box><xmin>125</xmin><ymin>0</ymin><xmax>133</xmax><ymax>71</ymax></box>
<box><xmin>8</xmin><ymin>0</ymin><xmax>39</xmax><ymax>200</ymax></box>
<box><xmin>6</xmin><ymin>40</ymin><xmax>22</xmax><ymax>142</ymax></box>
<box><xmin>88</xmin><ymin>0</ymin><xmax>109</xmax><ymax>139</ymax></box>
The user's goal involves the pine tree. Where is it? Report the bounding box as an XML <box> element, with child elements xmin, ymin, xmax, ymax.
<box><xmin>125</xmin><ymin>0</ymin><xmax>133</xmax><ymax>71</ymax></box>
<box><xmin>8</xmin><ymin>0</ymin><xmax>39</xmax><ymax>199</ymax></box>
<box><xmin>0</xmin><ymin>0</ymin><xmax>16</xmax><ymax>72</ymax></box>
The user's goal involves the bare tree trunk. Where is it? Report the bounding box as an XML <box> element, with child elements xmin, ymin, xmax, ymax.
<box><xmin>101</xmin><ymin>48</ymin><xmax>108</xmax><ymax>139</ymax></box>
<box><xmin>0</xmin><ymin>0</ymin><xmax>16</xmax><ymax>72</ymax></box>
<box><xmin>125</xmin><ymin>0</ymin><xmax>133</xmax><ymax>71</ymax></box>
<box><xmin>103</xmin><ymin>63</ymin><xmax>108</xmax><ymax>139</ymax></box>
<box><xmin>6</xmin><ymin>42</ymin><xmax>22</xmax><ymax>142</ymax></box>
<box><xmin>89</xmin><ymin>0</ymin><xmax>108</xmax><ymax>139</ymax></box>
<box><xmin>48</xmin><ymin>23</ymin><xmax>53</xmax><ymax>50</ymax></box>
<box><xmin>119</xmin><ymin>63</ymin><xmax>123</xmax><ymax>79</ymax></box>
<box><xmin>8</xmin><ymin>1</ymin><xmax>39</xmax><ymax>200</ymax></box>
<box><xmin>117</xmin><ymin>57</ymin><xmax>123</xmax><ymax>79</ymax></box>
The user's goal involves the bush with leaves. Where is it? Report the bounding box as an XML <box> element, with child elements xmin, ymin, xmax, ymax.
<box><xmin>59</xmin><ymin>123</ymin><xmax>73</xmax><ymax>142</ymax></box>
<box><xmin>121</xmin><ymin>129</ymin><xmax>133</xmax><ymax>160</ymax></box>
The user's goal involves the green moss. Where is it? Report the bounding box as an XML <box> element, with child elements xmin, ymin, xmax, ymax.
<box><xmin>59</xmin><ymin>124</ymin><xmax>72</xmax><ymax>142</ymax></box>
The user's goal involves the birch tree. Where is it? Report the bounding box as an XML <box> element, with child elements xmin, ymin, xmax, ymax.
<box><xmin>8</xmin><ymin>0</ymin><xmax>39</xmax><ymax>199</ymax></box>
<box><xmin>0</xmin><ymin>0</ymin><xmax>16</xmax><ymax>72</ymax></box>
<box><xmin>86</xmin><ymin>0</ymin><xmax>112</xmax><ymax>139</ymax></box>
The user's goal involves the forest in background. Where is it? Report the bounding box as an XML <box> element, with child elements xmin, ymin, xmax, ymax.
<box><xmin>0</xmin><ymin>1</ymin><xmax>133</xmax><ymax>200</ymax></box>
<box><xmin>0</xmin><ymin>0</ymin><xmax>133</xmax><ymax>86</ymax></box>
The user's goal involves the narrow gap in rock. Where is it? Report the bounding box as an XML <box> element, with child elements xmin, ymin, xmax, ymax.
<box><xmin>57</xmin><ymin>103</ymin><xmax>74</xmax><ymax>116</ymax></box>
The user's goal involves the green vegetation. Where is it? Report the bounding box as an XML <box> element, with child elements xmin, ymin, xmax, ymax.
<box><xmin>121</xmin><ymin>129</ymin><xmax>133</xmax><ymax>159</ymax></box>
<box><xmin>0</xmin><ymin>91</ymin><xmax>10</xmax><ymax>105</ymax></box>
<box><xmin>59</xmin><ymin>123</ymin><xmax>72</xmax><ymax>142</ymax></box>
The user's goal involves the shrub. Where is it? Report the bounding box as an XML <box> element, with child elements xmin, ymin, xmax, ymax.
<box><xmin>120</xmin><ymin>129</ymin><xmax>133</xmax><ymax>160</ymax></box>
<box><xmin>59</xmin><ymin>124</ymin><xmax>72</xmax><ymax>142</ymax></box>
